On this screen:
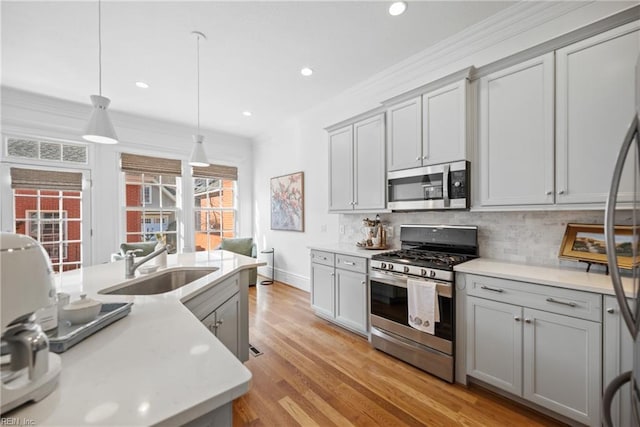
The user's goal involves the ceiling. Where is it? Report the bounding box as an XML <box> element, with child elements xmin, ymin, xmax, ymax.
<box><xmin>1</xmin><ymin>1</ymin><xmax>515</xmax><ymax>139</ymax></box>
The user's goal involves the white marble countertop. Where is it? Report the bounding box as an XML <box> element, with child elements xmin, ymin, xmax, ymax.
<box><xmin>8</xmin><ymin>250</ymin><xmax>265</xmax><ymax>426</ymax></box>
<box><xmin>455</xmin><ymin>258</ymin><xmax>636</xmax><ymax>297</ymax></box>
<box><xmin>308</xmin><ymin>242</ymin><xmax>393</xmax><ymax>258</ymax></box>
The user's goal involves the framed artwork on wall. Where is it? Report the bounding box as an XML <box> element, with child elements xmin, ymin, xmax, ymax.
<box><xmin>558</xmin><ymin>223</ymin><xmax>638</xmax><ymax>269</ymax></box>
<box><xmin>270</xmin><ymin>171</ymin><xmax>304</xmax><ymax>232</ymax></box>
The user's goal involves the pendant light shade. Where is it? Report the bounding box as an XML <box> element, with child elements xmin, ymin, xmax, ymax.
<box><xmin>83</xmin><ymin>95</ymin><xmax>118</xmax><ymax>144</ymax></box>
<box><xmin>189</xmin><ymin>134</ymin><xmax>209</xmax><ymax>167</ymax></box>
<box><xmin>83</xmin><ymin>0</ymin><xmax>118</xmax><ymax>144</ymax></box>
<box><xmin>188</xmin><ymin>31</ymin><xmax>209</xmax><ymax>167</ymax></box>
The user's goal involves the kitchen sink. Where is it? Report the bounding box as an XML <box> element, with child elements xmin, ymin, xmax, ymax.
<box><xmin>99</xmin><ymin>267</ymin><xmax>218</xmax><ymax>295</ymax></box>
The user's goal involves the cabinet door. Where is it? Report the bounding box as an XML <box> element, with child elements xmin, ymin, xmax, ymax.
<box><xmin>466</xmin><ymin>297</ymin><xmax>523</xmax><ymax>395</ymax></box>
<box><xmin>214</xmin><ymin>293</ymin><xmax>240</xmax><ymax>358</ymax></box>
<box><xmin>387</xmin><ymin>97</ymin><xmax>422</xmax><ymax>172</ymax></box>
<box><xmin>603</xmin><ymin>295</ymin><xmax>636</xmax><ymax>427</ymax></box>
<box><xmin>523</xmin><ymin>308</ymin><xmax>601</xmax><ymax>426</ymax></box>
<box><xmin>556</xmin><ymin>22</ymin><xmax>640</xmax><ymax>204</ymax></box>
<box><xmin>353</xmin><ymin>114</ymin><xmax>386</xmax><ymax>211</ymax></box>
<box><xmin>328</xmin><ymin>126</ymin><xmax>354</xmax><ymax>211</ymax></box>
<box><xmin>335</xmin><ymin>268</ymin><xmax>367</xmax><ymax>334</ymax></box>
<box><xmin>311</xmin><ymin>263</ymin><xmax>334</xmax><ymax>318</ymax></box>
<box><xmin>422</xmin><ymin>79</ymin><xmax>468</xmax><ymax>165</ymax></box>
<box><xmin>478</xmin><ymin>53</ymin><xmax>555</xmax><ymax>206</ymax></box>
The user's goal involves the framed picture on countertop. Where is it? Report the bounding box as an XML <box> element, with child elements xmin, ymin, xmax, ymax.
<box><xmin>558</xmin><ymin>223</ymin><xmax>638</xmax><ymax>269</ymax></box>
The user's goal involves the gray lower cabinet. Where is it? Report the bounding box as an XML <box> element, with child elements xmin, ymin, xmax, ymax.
<box><xmin>310</xmin><ymin>249</ymin><xmax>368</xmax><ymax>335</ymax></box>
<box><xmin>465</xmin><ymin>274</ymin><xmax>601</xmax><ymax>426</ymax></box>
<box><xmin>201</xmin><ymin>293</ymin><xmax>240</xmax><ymax>358</ymax></box>
<box><xmin>603</xmin><ymin>295</ymin><xmax>636</xmax><ymax>427</ymax></box>
<box><xmin>183</xmin><ymin>273</ymin><xmax>246</xmax><ymax>361</ymax></box>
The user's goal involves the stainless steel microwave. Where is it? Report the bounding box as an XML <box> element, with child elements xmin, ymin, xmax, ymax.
<box><xmin>387</xmin><ymin>161</ymin><xmax>469</xmax><ymax>210</ymax></box>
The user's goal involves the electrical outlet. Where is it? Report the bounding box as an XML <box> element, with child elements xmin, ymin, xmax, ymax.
<box><xmin>386</xmin><ymin>226</ymin><xmax>394</xmax><ymax>238</ymax></box>
<box><xmin>339</xmin><ymin>225</ymin><xmax>345</xmax><ymax>234</ymax></box>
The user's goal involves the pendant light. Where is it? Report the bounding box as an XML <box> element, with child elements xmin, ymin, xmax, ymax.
<box><xmin>189</xmin><ymin>31</ymin><xmax>209</xmax><ymax>167</ymax></box>
<box><xmin>83</xmin><ymin>0</ymin><xmax>118</xmax><ymax>144</ymax></box>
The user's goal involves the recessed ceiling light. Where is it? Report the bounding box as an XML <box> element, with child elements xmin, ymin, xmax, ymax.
<box><xmin>389</xmin><ymin>1</ymin><xmax>407</xmax><ymax>16</ymax></box>
<box><xmin>135</xmin><ymin>81</ymin><xmax>149</xmax><ymax>89</ymax></box>
<box><xmin>242</xmin><ymin>111</ymin><xmax>252</xmax><ymax>117</ymax></box>
<box><xmin>300</xmin><ymin>67</ymin><xmax>313</xmax><ymax>77</ymax></box>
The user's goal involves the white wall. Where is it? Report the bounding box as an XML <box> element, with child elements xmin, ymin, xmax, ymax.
<box><xmin>252</xmin><ymin>1</ymin><xmax>638</xmax><ymax>291</ymax></box>
<box><xmin>0</xmin><ymin>87</ymin><xmax>254</xmax><ymax>265</ymax></box>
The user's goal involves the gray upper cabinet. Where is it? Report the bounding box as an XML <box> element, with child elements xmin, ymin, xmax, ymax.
<box><xmin>555</xmin><ymin>21</ymin><xmax>640</xmax><ymax>205</ymax></box>
<box><xmin>328</xmin><ymin>113</ymin><xmax>386</xmax><ymax>212</ymax></box>
<box><xmin>387</xmin><ymin>97</ymin><xmax>422</xmax><ymax>171</ymax></box>
<box><xmin>387</xmin><ymin>78</ymin><xmax>469</xmax><ymax>172</ymax></box>
<box><xmin>477</xmin><ymin>53</ymin><xmax>555</xmax><ymax>207</ymax></box>
<box><xmin>477</xmin><ymin>20</ymin><xmax>640</xmax><ymax>209</ymax></box>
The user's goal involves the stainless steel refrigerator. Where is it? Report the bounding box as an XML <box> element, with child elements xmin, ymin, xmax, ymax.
<box><xmin>603</xmin><ymin>56</ymin><xmax>640</xmax><ymax>427</ymax></box>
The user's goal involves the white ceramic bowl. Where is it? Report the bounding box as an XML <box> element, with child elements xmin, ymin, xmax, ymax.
<box><xmin>61</xmin><ymin>294</ymin><xmax>102</xmax><ymax>324</ymax></box>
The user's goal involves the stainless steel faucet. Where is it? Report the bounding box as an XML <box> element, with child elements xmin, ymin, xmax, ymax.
<box><xmin>124</xmin><ymin>245</ymin><xmax>171</xmax><ymax>278</ymax></box>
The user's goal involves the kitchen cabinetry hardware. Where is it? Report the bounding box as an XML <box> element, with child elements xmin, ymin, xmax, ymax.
<box><xmin>524</xmin><ymin>318</ymin><xmax>533</xmax><ymax>324</ymax></box>
<box><xmin>422</xmin><ymin>155</ymin><xmax>428</xmax><ymax>160</ymax></box>
<box><xmin>546</xmin><ymin>297</ymin><xmax>576</xmax><ymax>307</ymax></box>
<box><xmin>343</xmin><ymin>261</ymin><xmax>356</xmax><ymax>266</ymax></box>
<box><xmin>415</xmin><ymin>156</ymin><xmax>421</xmax><ymax>161</ymax></box>
<box><xmin>514</xmin><ymin>316</ymin><xmax>521</xmax><ymax>322</ymax></box>
<box><xmin>557</xmin><ymin>190</ymin><xmax>565</xmax><ymax>195</ymax></box>
<box><xmin>546</xmin><ymin>191</ymin><xmax>552</xmax><ymax>195</ymax></box>
<box><xmin>607</xmin><ymin>307</ymin><xmax>615</xmax><ymax>314</ymax></box>
<box><xmin>480</xmin><ymin>285</ymin><xmax>504</xmax><ymax>293</ymax></box>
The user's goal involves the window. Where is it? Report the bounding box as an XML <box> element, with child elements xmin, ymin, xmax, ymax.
<box><xmin>10</xmin><ymin>167</ymin><xmax>84</xmax><ymax>272</ymax></box>
<box><xmin>193</xmin><ymin>165</ymin><xmax>238</xmax><ymax>251</ymax></box>
<box><xmin>121</xmin><ymin>153</ymin><xmax>181</xmax><ymax>251</ymax></box>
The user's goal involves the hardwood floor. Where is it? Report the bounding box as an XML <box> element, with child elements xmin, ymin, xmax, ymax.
<box><xmin>233</xmin><ymin>281</ymin><xmax>565</xmax><ymax>427</ymax></box>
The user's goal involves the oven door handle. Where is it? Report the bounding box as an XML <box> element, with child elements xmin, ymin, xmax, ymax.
<box><xmin>369</xmin><ymin>270</ymin><xmax>452</xmax><ymax>298</ymax></box>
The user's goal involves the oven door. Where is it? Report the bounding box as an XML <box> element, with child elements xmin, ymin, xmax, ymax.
<box><xmin>369</xmin><ymin>269</ymin><xmax>453</xmax><ymax>355</ymax></box>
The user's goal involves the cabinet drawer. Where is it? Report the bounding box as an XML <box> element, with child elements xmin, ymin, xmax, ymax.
<box><xmin>335</xmin><ymin>254</ymin><xmax>367</xmax><ymax>273</ymax></box>
<box><xmin>183</xmin><ymin>275</ymin><xmax>240</xmax><ymax>320</ymax></box>
<box><xmin>311</xmin><ymin>250</ymin><xmax>334</xmax><ymax>267</ymax></box>
<box><xmin>466</xmin><ymin>274</ymin><xmax>601</xmax><ymax>322</ymax></box>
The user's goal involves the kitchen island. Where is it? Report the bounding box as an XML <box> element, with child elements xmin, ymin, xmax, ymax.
<box><xmin>6</xmin><ymin>250</ymin><xmax>265</xmax><ymax>426</ymax></box>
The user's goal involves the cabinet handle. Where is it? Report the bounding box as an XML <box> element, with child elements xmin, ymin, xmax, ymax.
<box><xmin>546</xmin><ymin>297</ymin><xmax>576</xmax><ymax>307</ymax></box>
<box><xmin>514</xmin><ymin>316</ymin><xmax>521</xmax><ymax>322</ymax></box>
<box><xmin>480</xmin><ymin>285</ymin><xmax>504</xmax><ymax>293</ymax></box>
<box><xmin>557</xmin><ymin>190</ymin><xmax>565</xmax><ymax>195</ymax></box>
<box><xmin>525</xmin><ymin>318</ymin><xmax>533</xmax><ymax>324</ymax></box>
<box><xmin>343</xmin><ymin>261</ymin><xmax>356</xmax><ymax>266</ymax></box>
<box><xmin>422</xmin><ymin>155</ymin><xmax>428</xmax><ymax>160</ymax></box>
<box><xmin>607</xmin><ymin>308</ymin><xmax>615</xmax><ymax>314</ymax></box>
<box><xmin>330</xmin><ymin>272</ymin><xmax>335</xmax><ymax>277</ymax></box>
<box><xmin>416</xmin><ymin>156</ymin><xmax>421</xmax><ymax>161</ymax></box>
<box><xmin>545</xmin><ymin>191</ymin><xmax>552</xmax><ymax>195</ymax></box>
<box><xmin>215</xmin><ymin>319</ymin><xmax>224</xmax><ymax>327</ymax></box>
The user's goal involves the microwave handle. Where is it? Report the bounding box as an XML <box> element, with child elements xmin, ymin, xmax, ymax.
<box><xmin>442</xmin><ymin>163</ymin><xmax>450</xmax><ymax>208</ymax></box>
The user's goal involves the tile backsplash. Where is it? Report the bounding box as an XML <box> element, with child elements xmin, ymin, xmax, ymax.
<box><xmin>339</xmin><ymin>210</ymin><xmax>634</xmax><ymax>270</ymax></box>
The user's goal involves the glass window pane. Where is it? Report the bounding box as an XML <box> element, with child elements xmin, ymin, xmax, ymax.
<box><xmin>161</xmin><ymin>185</ymin><xmax>177</xmax><ymax>208</ymax></box>
<box><xmin>40</xmin><ymin>190</ymin><xmax>59</xmax><ymax>197</ymax></box>
<box><xmin>143</xmin><ymin>174</ymin><xmax>160</xmax><ymax>184</ymax></box>
<box><xmin>126</xmin><ymin>233</ymin><xmax>145</xmax><ymax>243</ymax></box>
<box><xmin>194</xmin><ymin>212</ymin><xmax>207</xmax><ymax>233</ymax></box>
<box><xmin>162</xmin><ymin>175</ymin><xmax>177</xmax><ymax>186</ymax></box>
<box><xmin>194</xmin><ymin>232</ymin><xmax>210</xmax><ymax>251</ymax></box>
<box><xmin>125</xmin><ymin>173</ymin><xmax>143</xmax><ymax>184</ymax></box>
<box><xmin>39</xmin><ymin>196</ymin><xmax>60</xmax><ymax>212</ymax></box>
<box><xmin>126</xmin><ymin>184</ymin><xmax>143</xmax><ymax>207</ymax></box>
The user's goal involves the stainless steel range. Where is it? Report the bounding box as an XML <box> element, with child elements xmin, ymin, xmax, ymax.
<box><xmin>369</xmin><ymin>224</ymin><xmax>478</xmax><ymax>383</ymax></box>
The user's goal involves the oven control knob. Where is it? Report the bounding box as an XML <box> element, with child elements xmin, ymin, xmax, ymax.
<box><xmin>454</xmin><ymin>181</ymin><xmax>461</xmax><ymax>187</ymax></box>
<box><xmin>403</xmin><ymin>266</ymin><xmax>410</xmax><ymax>273</ymax></box>
<box><xmin>380</xmin><ymin>262</ymin><xmax>387</xmax><ymax>269</ymax></box>
<box><xmin>420</xmin><ymin>269</ymin><xmax>427</xmax><ymax>276</ymax></box>
<box><xmin>388</xmin><ymin>264</ymin><xmax>394</xmax><ymax>271</ymax></box>
<box><xmin>429</xmin><ymin>270</ymin><xmax>436</xmax><ymax>278</ymax></box>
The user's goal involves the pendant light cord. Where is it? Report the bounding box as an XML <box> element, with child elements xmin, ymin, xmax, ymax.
<box><xmin>196</xmin><ymin>34</ymin><xmax>200</xmax><ymax>132</ymax></box>
<box><xmin>98</xmin><ymin>0</ymin><xmax>102</xmax><ymax>96</ymax></box>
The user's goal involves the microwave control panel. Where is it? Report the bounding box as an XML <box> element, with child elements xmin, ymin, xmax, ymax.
<box><xmin>449</xmin><ymin>170</ymin><xmax>467</xmax><ymax>199</ymax></box>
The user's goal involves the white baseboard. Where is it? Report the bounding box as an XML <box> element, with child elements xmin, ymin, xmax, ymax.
<box><xmin>258</xmin><ymin>266</ymin><xmax>310</xmax><ymax>292</ymax></box>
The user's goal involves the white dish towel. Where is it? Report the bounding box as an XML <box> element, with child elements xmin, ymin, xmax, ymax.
<box><xmin>407</xmin><ymin>279</ymin><xmax>439</xmax><ymax>335</ymax></box>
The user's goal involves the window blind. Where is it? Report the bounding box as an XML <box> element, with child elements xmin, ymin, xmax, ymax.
<box><xmin>120</xmin><ymin>153</ymin><xmax>182</xmax><ymax>176</ymax></box>
<box><xmin>10</xmin><ymin>167</ymin><xmax>83</xmax><ymax>191</ymax></box>
<box><xmin>192</xmin><ymin>164</ymin><xmax>238</xmax><ymax>180</ymax></box>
